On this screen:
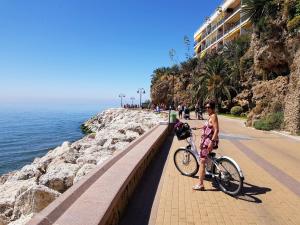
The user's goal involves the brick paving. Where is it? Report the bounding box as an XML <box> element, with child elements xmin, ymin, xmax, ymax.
<box><xmin>120</xmin><ymin>115</ymin><xmax>300</xmax><ymax>225</ymax></box>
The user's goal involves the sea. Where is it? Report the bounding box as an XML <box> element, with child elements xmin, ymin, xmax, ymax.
<box><xmin>0</xmin><ymin>102</ymin><xmax>116</xmax><ymax>175</ymax></box>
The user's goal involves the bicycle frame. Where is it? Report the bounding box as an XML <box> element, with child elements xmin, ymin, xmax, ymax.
<box><xmin>184</xmin><ymin>129</ymin><xmax>244</xmax><ymax>179</ymax></box>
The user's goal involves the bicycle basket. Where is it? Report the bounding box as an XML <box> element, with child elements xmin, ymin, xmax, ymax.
<box><xmin>174</xmin><ymin>122</ymin><xmax>191</xmax><ymax>140</ymax></box>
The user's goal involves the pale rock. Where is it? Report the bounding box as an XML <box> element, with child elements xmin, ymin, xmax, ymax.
<box><xmin>102</xmin><ymin>138</ymin><xmax>113</xmax><ymax>149</ymax></box>
<box><xmin>96</xmin><ymin>138</ymin><xmax>107</xmax><ymax>146</ymax></box>
<box><xmin>0</xmin><ymin>172</ymin><xmax>16</xmax><ymax>185</ymax></box>
<box><xmin>126</xmin><ymin>124</ymin><xmax>145</xmax><ymax>135</ymax></box>
<box><xmin>8</xmin><ymin>213</ymin><xmax>33</xmax><ymax>225</ymax></box>
<box><xmin>124</xmin><ymin>130</ymin><xmax>139</xmax><ymax>141</ymax></box>
<box><xmin>82</xmin><ymin>146</ymin><xmax>102</xmax><ymax>155</ymax></box>
<box><xmin>31</xmin><ymin>142</ymin><xmax>73</xmax><ymax>174</ymax></box>
<box><xmin>0</xmin><ymin>215</ymin><xmax>8</xmax><ymax>225</ymax></box>
<box><xmin>0</xmin><ymin>179</ymin><xmax>35</xmax><ymax>223</ymax></box>
<box><xmin>7</xmin><ymin>165</ymin><xmax>41</xmax><ymax>182</ymax></box>
<box><xmin>73</xmin><ymin>164</ymin><xmax>96</xmax><ymax>183</ymax></box>
<box><xmin>12</xmin><ymin>185</ymin><xmax>60</xmax><ymax>220</ymax></box>
<box><xmin>76</xmin><ymin>154</ymin><xmax>97</xmax><ymax>165</ymax></box>
<box><xmin>39</xmin><ymin>163</ymin><xmax>80</xmax><ymax>193</ymax></box>
<box><xmin>111</xmin><ymin>142</ymin><xmax>129</xmax><ymax>151</ymax></box>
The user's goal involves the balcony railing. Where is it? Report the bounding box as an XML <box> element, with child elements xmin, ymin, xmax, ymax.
<box><xmin>202</xmin><ymin>18</ymin><xmax>224</xmax><ymax>40</ymax></box>
<box><xmin>200</xmin><ymin>7</ymin><xmax>241</xmax><ymax>42</ymax></box>
<box><xmin>241</xmin><ymin>15</ymin><xmax>250</xmax><ymax>23</ymax></box>
<box><xmin>224</xmin><ymin>20</ymin><xmax>241</xmax><ymax>35</ymax></box>
<box><xmin>201</xmin><ymin>22</ymin><xmax>240</xmax><ymax>53</ymax></box>
<box><xmin>217</xmin><ymin>32</ymin><xmax>223</xmax><ymax>40</ymax></box>
<box><xmin>224</xmin><ymin>5</ymin><xmax>241</xmax><ymax>21</ymax></box>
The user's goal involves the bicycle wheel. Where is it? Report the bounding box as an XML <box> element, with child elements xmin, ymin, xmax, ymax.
<box><xmin>212</xmin><ymin>158</ymin><xmax>243</xmax><ymax>196</ymax></box>
<box><xmin>173</xmin><ymin>148</ymin><xmax>199</xmax><ymax>177</ymax></box>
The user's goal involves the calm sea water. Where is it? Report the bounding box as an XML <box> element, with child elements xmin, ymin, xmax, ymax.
<box><xmin>0</xmin><ymin>103</ymin><xmax>114</xmax><ymax>175</ymax></box>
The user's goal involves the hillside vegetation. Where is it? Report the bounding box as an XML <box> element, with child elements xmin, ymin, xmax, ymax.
<box><xmin>150</xmin><ymin>0</ymin><xmax>300</xmax><ymax>134</ymax></box>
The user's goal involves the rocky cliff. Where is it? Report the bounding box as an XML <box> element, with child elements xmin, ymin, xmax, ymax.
<box><xmin>243</xmin><ymin>29</ymin><xmax>300</xmax><ymax>132</ymax></box>
<box><xmin>284</xmin><ymin>38</ymin><xmax>300</xmax><ymax>134</ymax></box>
<box><xmin>0</xmin><ymin>109</ymin><xmax>165</xmax><ymax>225</ymax></box>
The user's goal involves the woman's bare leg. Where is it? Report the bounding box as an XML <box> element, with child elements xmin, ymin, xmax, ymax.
<box><xmin>199</xmin><ymin>158</ymin><xmax>206</xmax><ymax>186</ymax></box>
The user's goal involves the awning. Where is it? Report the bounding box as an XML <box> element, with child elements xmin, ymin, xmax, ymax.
<box><xmin>195</xmin><ymin>44</ymin><xmax>201</xmax><ymax>54</ymax></box>
<box><xmin>200</xmin><ymin>50</ymin><xmax>207</xmax><ymax>59</ymax></box>
<box><xmin>194</xmin><ymin>32</ymin><xmax>202</xmax><ymax>42</ymax></box>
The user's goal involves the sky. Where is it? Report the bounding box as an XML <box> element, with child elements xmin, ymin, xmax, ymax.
<box><xmin>0</xmin><ymin>0</ymin><xmax>221</xmax><ymax>105</ymax></box>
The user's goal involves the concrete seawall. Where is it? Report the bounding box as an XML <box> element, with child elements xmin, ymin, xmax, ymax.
<box><xmin>27</xmin><ymin>123</ymin><xmax>171</xmax><ymax>225</ymax></box>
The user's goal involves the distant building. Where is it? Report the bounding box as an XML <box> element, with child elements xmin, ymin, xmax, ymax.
<box><xmin>194</xmin><ymin>0</ymin><xmax>252</xmax><ymax>58</ymax></box>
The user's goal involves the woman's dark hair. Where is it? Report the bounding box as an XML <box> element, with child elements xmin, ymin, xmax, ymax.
<box><xmin>205</xmin><ymin>100</ymin><xmax>216</xmax><ymax>110</ymax></box>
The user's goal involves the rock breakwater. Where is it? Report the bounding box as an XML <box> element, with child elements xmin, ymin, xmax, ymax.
<box><xmin>0</xmin><ymin>108</ymin><xmax>165</xmax><ymax>225</ymax></box>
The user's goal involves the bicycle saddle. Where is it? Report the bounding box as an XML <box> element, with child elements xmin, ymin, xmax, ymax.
<box><xmin>208</xmin><ymin>152</ymin><xmax>216</xmax><ymax>157</ymax></box>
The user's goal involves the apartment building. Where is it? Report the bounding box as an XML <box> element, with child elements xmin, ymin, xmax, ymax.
<box><xmin>194</xmin><ymin>0</ymin><xmax>252</xmax><ymax>58</ymax></box>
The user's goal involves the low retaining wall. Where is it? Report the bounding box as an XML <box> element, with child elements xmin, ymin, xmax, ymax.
<box><xmin>27</xmin><ymin>123</ymin><xmax>171</xmax><ymax>225</ymax></box>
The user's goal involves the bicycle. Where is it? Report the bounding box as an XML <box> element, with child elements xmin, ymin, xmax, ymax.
<box><xmin>173</xmin><ymin>124</ymin><xmax>244</xmax><ymax>196</ymax></box>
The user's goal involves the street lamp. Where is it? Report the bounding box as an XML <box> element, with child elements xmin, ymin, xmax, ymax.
<box><xmin>137</xmin><ymin>88</ymin><xmax>145</xmax><ymax>108</ymax></box>
<box><xmin>130</xmin><ymin>97</ymin><xmax>135</xmax><ymax>106</ymax></box>
<box><xmin>118</xmin><ymin>93</ymin><xmax>126</xmax><ymax>107</ymax></box>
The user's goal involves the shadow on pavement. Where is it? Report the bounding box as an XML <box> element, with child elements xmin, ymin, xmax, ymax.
<box><xmin>236</xmin><ymin>182</ymin><xmax>272</xmax><ymax>203</ymax></box>
<box><xmin>191</xmin><ymin>176</ymin><xmax>271</xmax><ymax>203</ymax></box>
<box><xmin>118</xmin><ymin>134</ymin><xmax>174</xmax><ymax>225</ymax></box>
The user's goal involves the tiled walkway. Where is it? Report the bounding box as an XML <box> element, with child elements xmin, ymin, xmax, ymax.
<box><xmin>120</xmin><ymin>115</ymin><xmax>300</xmax><ymax>225</ymax></box>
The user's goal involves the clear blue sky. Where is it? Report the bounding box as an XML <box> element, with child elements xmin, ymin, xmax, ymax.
<box><xmin>0</xmin><ymin>0</ymin><xmax>221</xmax><ymax>105</ymax></box>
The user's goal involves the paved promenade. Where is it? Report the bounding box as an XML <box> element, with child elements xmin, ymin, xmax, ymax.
<box><xmin>120</xmin><ymin>115</ymin><xmax>300</xmax><ymax>225</ymax></box>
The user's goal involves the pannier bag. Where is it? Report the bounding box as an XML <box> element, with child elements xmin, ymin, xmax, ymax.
<box><xmin>174</xmin><ymin>122</ymin><xmax>191</xmax><ymax>140</ymax></box>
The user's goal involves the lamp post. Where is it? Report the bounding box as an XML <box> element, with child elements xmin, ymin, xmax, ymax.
<box><xmin>118</xmin><ymin>94</ymin><xmax>126</xmax><ymax>107</ymax></box>
<box><xmin>137</xmin><ymin>88</ymin><xmax>145</xmax><ymax>108</ymax></box>
<box><xmin>130</xmin><ymin>97</ymin><xmax>135</xmax><ymax>106</ymax></box>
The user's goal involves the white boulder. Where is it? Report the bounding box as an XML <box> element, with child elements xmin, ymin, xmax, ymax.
<box><xmin>0</xmin><ymin>179</ymin><xmax>35</xmax><ymax>224</ymax></box>
<box><xmin>39</xmin><ymin>163</ymin><xmax>80</xmax><ymax>193</ymax></box>
<box><xmin>73</xmin><ymin>164</ymin><xmax>96</xmax><ymax>183</ymax></box>
<box><xmin>11</xmin><ymin>185</ymin><xmax>60</xmax><ymax>221</ymax></box>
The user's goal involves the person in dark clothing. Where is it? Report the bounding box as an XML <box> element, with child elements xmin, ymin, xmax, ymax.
<box><xmin>184</xmin><ymin>106</ymin><xmax>190</xmax><ymax>120</ymax></box>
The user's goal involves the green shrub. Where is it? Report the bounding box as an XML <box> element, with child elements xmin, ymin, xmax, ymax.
<box><xmin>254</xmin><ymin>120</ymin><xmax>273</xmax><ymax>131</ymax></box>
<box><xmin>296</xmin><ymin>0</ymin><xmax>300</xmax><ymax>16</ymax></box>
<box><xmin>288</xmin><ymin>15</ymin><xmax>300</xmax><ymax>32</ymax></box>
<box><xmin>80</xmin><ymin>124</ymin><xmax>93</xmax><ymax>134</ymax></box>
<box><xmin>253</xmin><ymin>112</ymin><xmax>284</xmax><ymax>131</ymax></box>
<box><xmin>230</xmin><ymin>106</ymin><xmax>243</xmax><ymax>116</ymax></box>
<box><xmin>240</xmin><ymin>112</ymin><xmax>248</xmax><ymax>118</ymax></box>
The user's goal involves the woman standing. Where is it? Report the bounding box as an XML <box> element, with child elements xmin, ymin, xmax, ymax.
<box><xmin>193</xmin><ymin>100</ymin><xmax>219</xmax><ymax>191</ymax></box>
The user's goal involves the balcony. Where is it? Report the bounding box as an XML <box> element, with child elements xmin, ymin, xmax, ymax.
<box><xmin>224</xmin><ymin>20</ymin><xmax>241</xmax><ymax>35</ymax></box>
<box><xmin>202</xmin><ymin>18</ymin><xmax>224</xmax><ymax>40</ymax></box>
<box><xmin>201</xmin><ymin>17</ymin><xmax>249</xmax><ymax>53</ymax></box>
<box><xmin>201</xmin><ymin>5</ymin><xmax>241</xmax><ymax>41</ymax></box>
<box><xmin>224</xmin><ymin>5</ymin><xmax>241</xmax><ymax>21</ymax></box>
<box><xmin>217</xmin><ymin>32</ymin><xmax>223</xmax><ymax>40</ymax></box>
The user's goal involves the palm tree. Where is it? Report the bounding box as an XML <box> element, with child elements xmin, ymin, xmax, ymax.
<box><xmin>222</xmin><ymin>35</ymin><xmax>250</xmax><ymax>84</ymax></box>
<box><xmin>190</xmin><ymin>73</ymin><xmax>208</xmax><ymax>107</ymax></box>
<box><xmin>201</xmin><ymin>56</ymin><xmax>237</xmax><ymax>110</ymax></box>
<box><xmin>179</xmin><ymin>58</ymin><xmax>198</xmax><ymax>87</ymax></box>
<box><xmin>242</xmin><ymin>0</ymin><xmax>277</xmax><ymax>24</ymax></box>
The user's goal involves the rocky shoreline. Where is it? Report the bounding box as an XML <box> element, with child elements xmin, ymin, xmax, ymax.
<box><xmin>0</xmin><ymin>108</ymin><xmax>166</xmax><ymax>225</ymax></box>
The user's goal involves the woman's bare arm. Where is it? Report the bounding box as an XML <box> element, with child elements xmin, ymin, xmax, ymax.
<box><xmin>211</xmin><ymin>114</ymin><xmax>219</xmax><ymax>141</ymax></box>
<box><xmin>191</xmin><ymin>126</ymin><xmax>203</xmax><ymax>130</ymax></box>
